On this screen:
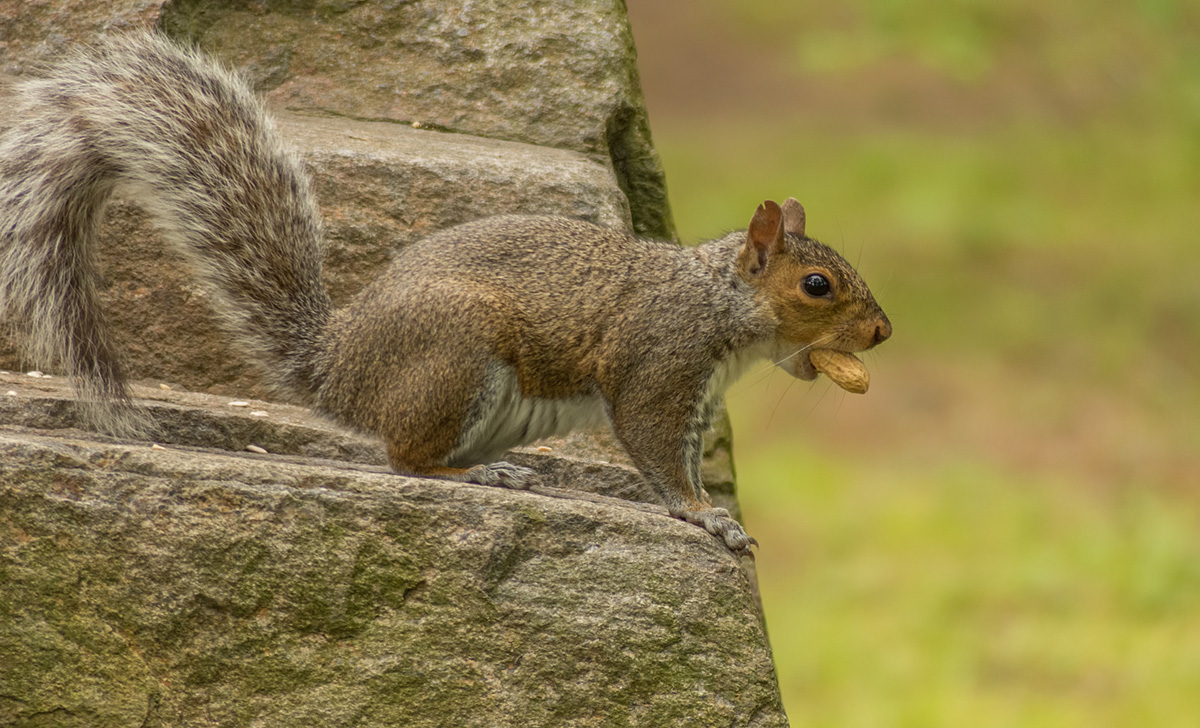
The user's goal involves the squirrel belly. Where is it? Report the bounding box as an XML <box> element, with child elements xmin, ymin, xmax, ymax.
<box><xmin>447</xmin><ymin>361</ymin><xmax>609</xmax><ymax>466</ymax></box>
<box><xmin>0</xmin><ymin>33</ymin><xmax>892</xmax><ymax>556</ymax></box>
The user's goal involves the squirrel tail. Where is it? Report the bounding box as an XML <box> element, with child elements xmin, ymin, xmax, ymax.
<box><xmin>0</xmin><ymin>33</ymin><xmax>332</xmax><ymax>435</ymax></box>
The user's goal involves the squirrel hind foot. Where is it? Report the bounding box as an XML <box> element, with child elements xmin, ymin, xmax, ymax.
<box><xmin>673</xmin><ymin>506</ymin><xmax>758</xmax><ymax>557</ymax></box>
<box><xmin>460</xmin><ymin>462</ymin><xmax>541</xmax><ymax>490</ymax></box>
<box><xmin>395</xmin><ymin>462</ymin><xmax>542</xmax><ymax>490</ymax></box>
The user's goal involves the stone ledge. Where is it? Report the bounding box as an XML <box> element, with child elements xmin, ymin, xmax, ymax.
<box><xmin>0</xmin><ymin>372</ymin><xmax>648</xmax><ymax>502</ymax></box>
<box><xmin>0</xmin><ymin>371</ymin><xmax>743</xmax><ymax>519</ymax></box>
<box><xmin>0</xmin><ymin>394</ymin><xmax>785</xmax><ymax>727</ymax></box>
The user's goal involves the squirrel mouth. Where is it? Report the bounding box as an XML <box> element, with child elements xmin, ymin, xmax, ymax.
<box><xmin>807</xmin><ymin>348</ymin><xmax>871</xmax><ymax>394</ymax></box>
<box><xmin>781</xmin><ymin>342</ymin><xmax>871</xmax><ymax>393</ymax></box>
<box><xmin>794</xmin><ymin>354</ymin><xmax>819</xmax><ymax>381</ymax></box>
<box><xmin>778</xmin><ymin>342</ymin><xmax>821</xmax><ymax>381</ymax></box>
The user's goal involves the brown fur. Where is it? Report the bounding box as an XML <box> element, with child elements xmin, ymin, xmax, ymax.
<box><xmin>0</xmin><ymin>34</ymin><xmax>891</xmax><ymax>555</ymax></box>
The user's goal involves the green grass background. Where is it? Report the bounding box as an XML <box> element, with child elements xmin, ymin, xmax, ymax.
<box><xmin>627</xmin><ymin>0</ymin><xmax>1200</xmax><ymax>724</ymax></box>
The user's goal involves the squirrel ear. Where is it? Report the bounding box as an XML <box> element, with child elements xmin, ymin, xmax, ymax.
<box><xmin>781</xmin><ymin>197</ymin><xmax>806</xmax><ymax>238</ymax></box>
<box><xmin>740</xmin><ymin>200</ymin><xmax>785</xmax><ymax>276</ymax></box>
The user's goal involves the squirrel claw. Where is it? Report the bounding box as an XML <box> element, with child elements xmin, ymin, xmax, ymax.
<box><xmin>463</xmin><ymin>461</ymin><xmax>541</xmax><ymax>490</ymax></box>
<box><xmin>675</xmin><ymin>507</ymin><xmax>758</xmax><ymax>557</ymax></box>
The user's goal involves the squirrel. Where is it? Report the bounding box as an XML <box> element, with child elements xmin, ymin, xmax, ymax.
<box><xmin>0</xmin><ymin>33</ymin><xmax>891</xmax><ymax>555</ymax></box>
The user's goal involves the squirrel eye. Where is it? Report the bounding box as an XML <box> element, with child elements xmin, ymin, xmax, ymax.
<box><xmin>802</xmin><ymin>273</ymin><xmax>831</xmax><ymax>298</ymax></box>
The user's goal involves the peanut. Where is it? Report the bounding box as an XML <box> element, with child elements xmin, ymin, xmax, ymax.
<box><xmin>809</xmin><ymin>348</ymin><xmax>870</xmax><ymax>394</ymax></box>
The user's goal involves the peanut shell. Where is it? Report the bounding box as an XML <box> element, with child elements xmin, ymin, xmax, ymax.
<box><xmin>809</xmin><ymin>348</ymin><xmax>870</xmax><ymax>394</ymax></box>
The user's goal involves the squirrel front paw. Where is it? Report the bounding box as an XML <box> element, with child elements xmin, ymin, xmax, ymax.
<box><xmin>674</xmin><ymin>507</ymin><xmax>758</xmax><ymax>556</ymax></box>
<box><xmin>462</xmin><ymin>461</ymin><xmax>541</xmax><ymax>490</ymax></box>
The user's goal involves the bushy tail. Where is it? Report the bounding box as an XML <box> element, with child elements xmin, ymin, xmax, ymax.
<box><xmin>0</xmin><ymin>33</ymin><xmax>332</xmax><ymax>435</ymax></box>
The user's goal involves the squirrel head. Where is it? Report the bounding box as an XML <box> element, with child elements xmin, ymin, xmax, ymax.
<box><xmin>737</xmin><ymin>198</ymin><xmax>892</xmax><ymax>381</ymax></box>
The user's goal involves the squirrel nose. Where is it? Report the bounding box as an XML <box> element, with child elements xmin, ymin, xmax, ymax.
<box><xmin>871</xmin><ymin>316</ymin><xmax>892</xmax><ymax>347</ymax></box>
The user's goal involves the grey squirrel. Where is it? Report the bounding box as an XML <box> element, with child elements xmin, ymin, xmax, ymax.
<box><xmin>0</xmin><ymin>34</ymin><xmax>891</xmax><ymax>555</ymax></box>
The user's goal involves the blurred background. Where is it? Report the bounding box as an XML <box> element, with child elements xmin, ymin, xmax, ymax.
<box><xmin>626</xmin><ymin>0</ymin><xmax>1200</xmax><ymax>725</ymax></box>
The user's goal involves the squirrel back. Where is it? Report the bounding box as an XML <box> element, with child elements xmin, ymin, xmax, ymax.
<box><xmin>0</xmin><ymin>33</ymin><xmax>330</xmax><ymax>433</ymax></box>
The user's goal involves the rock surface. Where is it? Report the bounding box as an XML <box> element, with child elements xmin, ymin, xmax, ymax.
<box><xmin>0</xmin><ymin>373</ymin><xmax>787</xmax><ymax>727</ymax></box>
